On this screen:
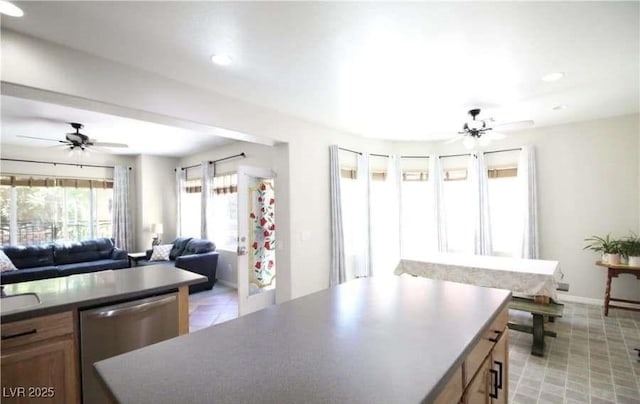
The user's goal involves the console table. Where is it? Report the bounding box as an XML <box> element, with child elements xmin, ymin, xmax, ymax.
<box><xmin>595</xmin><ymin>261</ymin><xmax>640</xmax><ymax>316</ymax></box>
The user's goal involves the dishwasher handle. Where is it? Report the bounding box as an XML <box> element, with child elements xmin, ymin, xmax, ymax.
<box><xmin>87</xmin><ymin>295</ymin><xmax>177</xmax><ymax>318</ymax></box>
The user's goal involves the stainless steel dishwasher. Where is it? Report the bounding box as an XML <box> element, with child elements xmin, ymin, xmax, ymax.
<box><xmin>80</xmin><ymin>293</ymin><xmax>179</xmax><ymax>403</ymax></box>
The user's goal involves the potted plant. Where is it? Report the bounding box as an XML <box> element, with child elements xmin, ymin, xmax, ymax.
<box><xmin>583</xmin><ymin>234</ymin><xmax>622</xmax><ymax>264</ymax></box>
<box><xmin>620</xmin><ymin>234</ymin><xmax>640</xmax><ymax>267</ymax></box>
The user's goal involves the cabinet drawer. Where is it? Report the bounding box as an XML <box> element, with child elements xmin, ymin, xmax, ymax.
<box><xmin>1</xmin><ymin>312</ymin><xmax>74</xmax><ymax>350</ymax></box>
<box><xmin>464</xmin><ymin>306</ymin><xmax>508</xmax><ymax>386</ymax></box>
<box><xmin>481</xmin><ymin>306</ymin><xmax>507</xmax><ymax>342</ymax></box>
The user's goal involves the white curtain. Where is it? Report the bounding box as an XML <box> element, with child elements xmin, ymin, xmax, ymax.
<box><xmin>430</xmin><ymin>155</ymin><xmax>448</xmax><ymax>252</ymax></box>
<box><xmin>112</xmin><ymin>166</ymin><xmax>133</xmax><ymax>251</ymax></box>
<box><xmin>175</xmin><ymin>168</ymin><xmax>186</xmax><ymax>237</ymax></box>
<box><xmin>201</xmin><ymin>162</ymin><xmax>215</xmax><ymax>240</ymax></box>
<box><xmin>469</xmin><ymin>152</ymin><xmax>493</xmax><ymax>255</ymax></box>
<box><xmin>357</xmin><ymin>153</ymin><xmax>371</xmax><ymax>277</ymax></box>
<box><xmin>329</xmin><ymin>145</ymin><xmax>346</xmax><ymax>286</ymax></box>
<box><xmin>517</xmin><ymin>145</ymin><xmax>539</xmax><ymax>258</ymax></box>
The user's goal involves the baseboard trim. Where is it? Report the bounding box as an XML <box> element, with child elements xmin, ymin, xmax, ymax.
<box><xmin>217</xmin><ymin>279</ymin><xmax>238</xmax><ymax>289</ymax></box>
<box><xmin>557</xmin><ymin>294</ymin><xmax>603</xmax><ymax>306</ymax></box>
<box><xmin>546</xmin><ymin>293</ymin><xmax>640</xmax><ymax>311</ymax></box>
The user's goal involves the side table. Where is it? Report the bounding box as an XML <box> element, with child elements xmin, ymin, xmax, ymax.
<box><xmin>128</xmin><ymin>252</ymin><xmax>147</xmax><ymax>267</ymax></box>
<box><xmin>595</xmin><ymin>261</ymin><xmax>640</xmax><ymax>316</ymax></box>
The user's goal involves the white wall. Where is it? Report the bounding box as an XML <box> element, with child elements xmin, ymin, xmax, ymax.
<box><xmin>388</xmin><ymin>113</ymin><xmax>640</xmax><ymax>302</ymax></box>
<box><xmin>134</xmin><ymin>155</ymin><xmax>178</xmax><ymax>252</ymax></box>
<box><xmin>3</xmin><ymin>30</ymin><xmax>637</xmax><ymax>303</ymax></box>
<box><xmin>1</xmin><ymin>30</ymin><xmax>381</xmax><ymax>301</ymax></box>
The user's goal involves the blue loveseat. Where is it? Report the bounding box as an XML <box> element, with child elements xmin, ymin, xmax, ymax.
<box><xmin>0</xmin><ymin>238</ymin><xmax>128</xmax><ymax>284</ymax></box>
<box><xmin>137</xmin><ymin>237</ymin><xmax>218</xmax><ymax>293</ymax></box>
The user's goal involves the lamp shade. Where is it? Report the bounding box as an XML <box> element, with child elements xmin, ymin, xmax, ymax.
<box><xmin>151</xmin><ymin>223</ymin><xmax>163</xmax><ymax>234</ymax></box>
<box><xmin>463</xmin><ymin>136</ymin><xmax>477</xmax><ymax>150</ymax></box>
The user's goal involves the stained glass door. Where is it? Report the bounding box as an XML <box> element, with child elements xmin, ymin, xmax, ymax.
<box><xmin>237</xmin><ymin>166</ymin><xmax>276</xmax><ymax>316</ymax></box>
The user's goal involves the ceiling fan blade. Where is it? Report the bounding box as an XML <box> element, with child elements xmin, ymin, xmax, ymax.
<box><xmin>46</xmin><ymin>143</ymin><xmax>72</xmax><ymax>150</ymax></box>
<box><xmin>16</xmin><ymin>135</ymin><xmax>66</xmax><ymax>143</ymax></box>
<box><xmin>91</xmin><ymin>141</ymin><xmax>129</xmax><ymax>148</ymax></box>
<box><xmin>444</xmin><ymin>136</ymin><xmax>462</xmax><ymax>144</ymax></box>
<box><xmin>492</xmin><ymin>120</ymin><xmax>534</xmax><ymax>131</ymax></box>
<box><xmin>86</xmin><ymin>146</ymin><xmax>109</xmax><ymax>154</ymax></box>
<box><xmin>485</xmin><ymin>132</ymin><xmax>506</xmax><ymax>140</ymax></box>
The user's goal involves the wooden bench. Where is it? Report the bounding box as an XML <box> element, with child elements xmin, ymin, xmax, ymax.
<box><xmin>508</xmin><ymin>296</ymin><xmax>565</xmax><ymax>357</ymax></box>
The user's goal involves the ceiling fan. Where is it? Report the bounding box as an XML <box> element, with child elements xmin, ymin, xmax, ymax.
<box><xmin>446</xmin><ymin>109</ymin><xmax>534</xmax><ymax>149</ymax></box>
<box><xmin>17</xmin><ymin>122</ymin><xmax>129</xmax><ymax>151</ymax></box>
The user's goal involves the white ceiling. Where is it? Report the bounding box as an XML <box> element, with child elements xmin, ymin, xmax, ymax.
<box><xmin>1</xmin><ymin>1</ymin><xmax>639</xmax><ymax>141</ymax></box>
<box><xmin>0</xmin><ymin>95</ymin><xmax>233</xmax><ymax>157</ymax></box>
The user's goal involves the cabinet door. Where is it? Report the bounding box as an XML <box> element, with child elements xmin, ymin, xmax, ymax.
<box><xmin>464</xmin><ymin>355</ymin><xmax>491</xmax><ymax>404</ymax></box>
<box><xmin>1</xmin><ymin>337</ymin><xmax>78</xmax><ymax>404</ymax></box>
<box><xmin>491</xmin><ymin>328</ymin><xmax>508</xmax><ymax>404</ymax></box>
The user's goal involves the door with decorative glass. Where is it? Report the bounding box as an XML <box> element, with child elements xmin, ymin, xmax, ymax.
<box><xmin>237</xmin><ymin>166</ymin><xmax>276</xmax><ymax>316</ymax></box>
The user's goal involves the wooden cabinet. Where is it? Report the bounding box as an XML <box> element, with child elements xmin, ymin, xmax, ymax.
<box><xmin>1</xmin><ymin>312</ymin><xmax>79</xmax><ymax>404</ymax></box>
<box><xmin>434</xmin><ymin>366</ymin><xmax>463</xmax><ymax>404</ymax></box>
<box><xmin>463</xmin><ymin>306</ymin><xmax>509</xmax><ymax>404</ymax></box>
<box><xmin>464</xmin><ymin>355</ymin><xmax>491</xmax><ymax>404</ymax></box>
<box><xmin>435</xmin><ymin>306</ymin><xmax>509</xmax><ymax>404</ymax></box>
<box><xmin>490</xmin><ymin>330</ymin><xmax>508</xmax><ymax>404</ymax></box>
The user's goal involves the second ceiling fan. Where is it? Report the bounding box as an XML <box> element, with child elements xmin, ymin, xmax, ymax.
<box><xmin>446</xmin><ymin>109</ymin><xmax>534</xmax><ymax>149</ymax></box>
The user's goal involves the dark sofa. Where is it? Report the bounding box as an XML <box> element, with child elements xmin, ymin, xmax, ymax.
<box><xmin>1</xmin><ymin>237</ymin><xmax>128</xmax><ymax>285</ymax></box>
<box><xmin>137</xmin><ymin>237</ymin><xmax>218</xmax><ymax>293</ymax></box>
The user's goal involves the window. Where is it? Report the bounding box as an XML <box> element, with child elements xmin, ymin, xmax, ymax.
<box><xmin>369</xmin><ymin>159</ymin><xmax>399</xmax><ymax>277</ymax></box>
<box><xmin>179</xmin><ymin>173</ymin><xmax>238</xmax><ymax>250</ymax></box>
<box><xmin>340</xmin><ymin>172</ymin><xmax>368</xmax><ymax>280</ymax></box>
<box><xmin>488</xmin><ymin>171</ymin><xmax>521</xmax><ymax>256</ymax></box>
<box><xmin>438</xmin><ymin>162</ymin><xmax>474</xmax><ymax>254</ymax></box>
<box><xmin>180</xmin><ymin>178</ymin><xmax>201</xmax><ymax>238</ymax></box>
<box><xmin>400</xmin><ymin>165</ymin><xmax>435</xmax><ymax>260</ymax></box>
<box><xmin>0</xmin><ymin>176</ymin><xmax>113</xmax><ymax>246</ymax></box>
<box><xmin>210</xmin><ymin>174</ymin><xmax>238</xmax><ymax>250</ymax></box>
<box><xmin>443</xmin><ymin>170</ymin><xmax>474</xmax><ymax>254</ymax></box>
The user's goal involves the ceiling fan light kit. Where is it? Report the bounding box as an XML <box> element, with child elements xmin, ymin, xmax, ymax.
<box><xmin>0</xmin><ymin>1</ymin><xmax>23</xmax><ymax>17</ymax></box>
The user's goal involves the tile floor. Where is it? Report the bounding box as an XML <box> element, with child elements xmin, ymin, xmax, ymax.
<box><xmin>189</xmin><ymin>289</ymin><xmax>640</xmax><ymax>403</ymax></box>
<box><xmin>509</xmin><ymin>303</ymin><xmax>640</xmax><ymax>404</ymax></box>
<box><xmin>188</xmin><ymin>284</ymin><xmax>238</xmax><ymax>333</ymax></box>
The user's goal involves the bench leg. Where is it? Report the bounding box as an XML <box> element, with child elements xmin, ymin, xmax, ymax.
<box><xmin>531</xmin><ymin>314</ymin><xmax>545</xmax><ymax>357</ymax></box>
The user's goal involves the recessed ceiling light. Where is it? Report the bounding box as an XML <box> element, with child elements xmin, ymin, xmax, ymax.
<box><xmin>210</xmin><ymin>54</ymin><xmax>232</xmax><ymax>66</ymax></box>
<box><xmin>0</xmin><ymin>1</ymin><xmax>24</xmax><ymax>17</ymax></box>
<box><xmin>542</xmin><ymin>72</ymin><xmax>565</xmax><ymax>82</ymax></box>
<box><xmin>552</xmin><ymin>104</ymin><xmax>568</xmax><ymax>110</ymax></box>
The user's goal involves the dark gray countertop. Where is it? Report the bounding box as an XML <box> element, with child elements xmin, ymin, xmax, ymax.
<box><xmin>1</xmin><ymin>265</ymin><xmax>206</xmax><ymax>322</ymax></box>
<box><xmin>95</xmin><ymin>276</ymin><xmax>511</xmax><ymax>404</ymax></box>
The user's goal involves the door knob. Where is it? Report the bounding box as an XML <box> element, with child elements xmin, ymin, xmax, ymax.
<box><xmin>237</xmin><ymin>246</ymin><xmax>247</xmax><ymax>256</ymax></box>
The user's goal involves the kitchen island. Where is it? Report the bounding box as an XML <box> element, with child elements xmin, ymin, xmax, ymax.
<box><xmin>1</xmin><ymin>265</ymin><xmax>206</xmax><ymax>404</ymax></box>
<box><xmin>96</xmin><ymin>276</ymin><xmax>511</xmax><ymax>404</ymax></box>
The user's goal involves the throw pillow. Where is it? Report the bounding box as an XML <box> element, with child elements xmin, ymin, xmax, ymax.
<box><xmin>0</xmin><ymin>250</ymin><xmax>17</xmax><ymax>272</ymax></box>
<box><xmin>150</xmin><ymin>244</ymin><xmax>173</xmax><ymax>261</ymax></box>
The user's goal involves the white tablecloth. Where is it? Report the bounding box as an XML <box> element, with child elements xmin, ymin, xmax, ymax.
<box><xmin>394</xmin><ymin>253</ymin><xmax>562</xmax><ymax>301</ymax></box>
